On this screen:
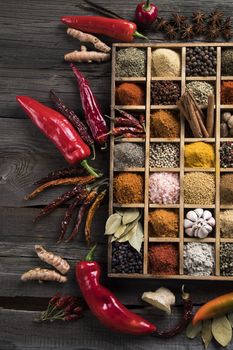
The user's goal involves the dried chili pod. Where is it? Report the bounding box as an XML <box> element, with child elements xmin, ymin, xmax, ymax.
<box><xmin>115</xmin><ymin>108</ymin><xmax>143</xmax><ymax>129</ymax></box>
<box><xmin>35</xmin><ymin>184</ymin><xmax>88</xmax><ymax>221</ymax></box>
<box><xmin>85</xmin><ymin>190</ymin><xmax>106</xmax><ymax>245</ymax></box>
<box><xmin>35</xmin><ymin>167</ymin><xmax>86</xmax><ymax>186</ymax></box>
<box><xmin>25</xmin><ymin>175</ymin><xmax>95</xmax><ymax>200</ymax></box>
<box><xmin>112</xmin><ymin>127</ymin><xmax>144</xmax><ymax>136</ymax></box>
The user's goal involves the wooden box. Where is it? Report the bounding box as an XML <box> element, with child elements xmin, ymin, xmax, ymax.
<box><xmin>108</xmin><ymin>42</ymin><xmax>233</xmax><ymax>281</ymax></box>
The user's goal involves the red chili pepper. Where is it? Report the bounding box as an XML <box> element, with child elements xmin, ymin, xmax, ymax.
<box><xmin>135</xmin><ymin>0</ymin><xmax>158</xmax><ymax>27</ymax></box>
<box><xmin>70</xmin><ymin>64</ymin><xmax>108</xmax><ymax>146</ymax></box>
<box><xmin>76</xmin><ymin>246</ymin><xmax>157</xmax><ymax>335</ymax></box>
<box><xmin>16</xmin><ymin>96</ymin><xmax>100</xmax><ymax>177</ymax></box>
<box><xmin>112</xmin><ymin>126</ymin><xmax>144</xmax><ymax>136</ymax></box>
<box><xmin>121</xmin><ymin>133</ymin><xmax>146</xmax><ymax>138</ymax></box>
<box><xmin>61</xmin><ymin>16</ymin><xmax>147</xmax><ymax>42</ymax></box>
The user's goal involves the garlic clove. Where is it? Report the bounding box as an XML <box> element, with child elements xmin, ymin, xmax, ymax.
<box><xmin>203</xmin><ymin>210</ymin><xmax>212</xmax><ymax>221</ymax></box>
<box><xmin>186</xmin><ymin>210</ymin><xmax>198</xmax><ymax>222</ymax></box>
<box><xmin>204</xmin><ymin>223</ymin><xmax>213</xmax><ymax>232</ymax></box>
<box><xmin>223</xmin><ymin>112</ymin><xmax>231</xmax><ymax>123</ymax></box>
<box><xmin>198</xmin><ymin>226</ymin><xmax>209</xmax><ymax>238</ymax></box>
<box><xmin>194</xmin><ymin>227</ymin><xmax>200</xmax><ymax>238</ymax></box>
<box><xmin>207</xmin><ymin>216</ymin><xmax>216</xmax><ymax>227</ymax></box>
<box><xmin>185</xmin><ymin>227</ymin><xmax>194</xmax><ymax>237</ymax></box>
<box><xmin>228</xmin><ymin>116</ymin><xmax>233</xmax><ymax>129</ymax></box>
<box><xmin>184</xmin><ymin>219</ymin><xmax>194</xmax><ymax>229</ymax></box>
<box><xmin>194</xmin><ymin>208</ymin><xmax>204</xmax><ymax>218</ymax></box>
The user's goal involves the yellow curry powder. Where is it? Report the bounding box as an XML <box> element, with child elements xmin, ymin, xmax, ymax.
<box><xmin>184</xmin><ymin>142</ymin><xmax>215</xmax><ymax>168</ymax></box>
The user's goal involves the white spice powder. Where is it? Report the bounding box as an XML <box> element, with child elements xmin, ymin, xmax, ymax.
<box><xmin>152</xmin><ymin>49</ymin><xmax>181</xmax><ymax>77</ymax></box>
<box><xmin>184</xmin><ymin>243</ymin><xmax>215</xmax><ymax>276</ymax></box>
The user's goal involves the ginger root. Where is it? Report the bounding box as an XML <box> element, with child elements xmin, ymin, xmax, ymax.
<box><xmin>35</xmin><ymin>245</ymin><xmax>70</xmax><ymax>275</ymax></box>
<box><xmin>21</xmin><ymin>268</ymin><xmax>67</xmax><ymax>283</ymax></box>
<box><xmin>64</xmin><ymin>48</ymin><xmax>111</xmax><ymax>63</ymax></box>
<box><xmin>67</xmin><ymin>28</ymin><xmax>111</xmax><ymax>53</ymax></box>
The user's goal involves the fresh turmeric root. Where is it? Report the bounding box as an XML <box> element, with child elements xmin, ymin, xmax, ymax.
<box><xmin>67</xmin><ymin>27</ymin><xmax>111</xmax><ymax>53</ymax></box>
<box><xmin>35</xmin><ymin>245</ymin><xmax>70</xmax><ymax>275</ymax></box>
<box><xmin>64</xmin><ymin>48</ymin><xmax>111</xmax><ymax>63</ymax></box>
<box><xmin>21</xmin><ymin>268</ymin><xmax>67</xmax><ymax>283</ymax></box>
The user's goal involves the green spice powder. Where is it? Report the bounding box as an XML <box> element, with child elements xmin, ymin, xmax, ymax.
<box><xmin>115</xmin><ymin>48</ymin><xmax>146</xmax><ymax>77</ymax></box>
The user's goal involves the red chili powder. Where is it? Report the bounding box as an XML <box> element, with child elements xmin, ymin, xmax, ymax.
<box><xmin>148</xmin><ymin>244</ymin><xmax>179</xmax><ymax>275</ymax></box>
<box><xmin>221</xmin><ymin>81</ymin><xmax>233</xmax><ymax>104</ymax></box>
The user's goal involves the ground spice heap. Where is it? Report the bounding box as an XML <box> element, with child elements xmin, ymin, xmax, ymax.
<box><xmin>114</xmin><ymin>143</ymin><xmax>145</xmax><ymax>168</ymax></box>
<box><xmin>220</xmin><ymin>210</ymin><xmax>233</xmax><ymax>238</ymax></box>
<box><xmin>148</xmin><ymin>244</ymin><xmax>179</xmax><ymax>275</ymax></box>
<box><xmin>220</xmin><ymin>243</ymin><xmax>233</xmax><ymax>276</ymax></box>
<box><xmin>220</xmin><ymin>142</ymin><xmax>233</xmax><ymax>168</ymax></box>
<box><xmin>221</xmin><ymin>174</ymin><xmax>233</xmax><ymax>204</ymax></box>
<box><xmin>222</xmin><ymin>50</ymin><xmax>233</xmax><ymax>75</ymax></box>
<box><xmin>186</xmin><ymin>81</ymin><xmax>214</xmax><ymax>105</ymax></box>
<box><xmin>184</xmin><ymin>243</ymin><xmax>215</xmax><ymax>276</ymax></box>
<box><xmin>150</xmin><ymin>110</ymin><xmax>180</xmax><ymax>138</ymax></box>
<box><xmin>151</xmin><ymin>48</ymin><xmax>181</xmax><ymax>77</ymax></box>
<box><xmin>116</xmin><ymin>83</ymin><xmax>144</xmax><ymax>105</ymax></box>
<box><xmin>113</xmin><ymin>172</ymin><xmax>144</xmax><ymax>204</ymax></box>
<box><xmin>149</xmin><ymin>172</ymin><xmax>180</xmax><ymax>204</ymax></box>
<box><xmin>112</xmin><ymin>242</ymin><xmax>143</xmax><ymax>274</ymax></box>
<box><xmin>115</xmin><ymin>48</ymin><xmax>146</xmax><ymax>77</ymax></box>
<box><xmin>151</xmin><ymin>81</ymin><xmax>180</xmax><ymax>105</ymax></box>
<box><xmin>150</xmin><ymin>143</ymin><xmax>179</xmax><ymax>168</ymax></box>
<box><xmin>148</xmin><ymin>209</ymin><xmax>179</xmax><ymax>238</ymax></box>
<box><xmin>184</xmin><ymin>142</ymin><xmax>215</xmax><ymax>168</ymax></box>
<box><xmin>221</xmin><ymin>81</ymin><xmax>233</xmax><ymax>104</ymax></box>
<box><xmin>184</xmin><ymin>172</ymin><xmax>215</xmax><ymax>205</ymax></box>
<box><xmin>186</xmin><ymin>47</ymin><xmax>217</xmax><ymax>76</ymax></box>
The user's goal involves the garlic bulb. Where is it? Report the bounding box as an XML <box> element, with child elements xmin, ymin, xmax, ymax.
<box><xmin>184</xmin><ymin>209</ymin><xmax>215</xmax><ymax>238</ymax></box>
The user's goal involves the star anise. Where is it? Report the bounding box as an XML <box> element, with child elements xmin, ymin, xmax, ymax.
<box><xmin>193</xmin><ymin>22</ymin><xmax>206</xmax><ymax>36</ymax></box>
<box><xmin>222</xmin><ymin>28</ymin><xmax>233</xmax><ymax>40</ymax></box>
<box><xmin>171</xmin><ymin>12</ymin><xmax>187</xmax><ymax>28</ymax></box>
<box><xmin>206</xmin><ymin>25</ymin><xmax>221</xmax><ymax>39</ymax></box>
<box><xmin>155</xmin><ymin>17</ymin><xmax>169</xmax><ymax>32</ymax></box>
<box><xmin>164</xmin><ymin>24</ymin><xmax>177</xmax><ymax>40</ymax></box>
<box><xmin>222</xmin><ymin>16</ymin><xmax>232</xmax><ymax>30</ymax></box>
<box><xmin>192</xmin><ymin>10</ymin><xmax>206</xmax><ymax>23</ymax></box>
<box><xmin>209</xmin><ymin>9</ymin><xmax>224</xmax><ymax>26</ymax></box>
<box><xmin>181</xmin><ymin>23</ymin><xmax>194</xmax><ymax>39</ymax></box>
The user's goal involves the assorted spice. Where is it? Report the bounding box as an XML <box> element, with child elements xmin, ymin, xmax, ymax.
<box><xmin>220</xmin><ymin>243</ymin><xmax>233</xmax><ymax>275</ymax></box>
<box><xmin>149</xmin><ymin>172</ymin><xmax>180</xmax><ymax>204</ymax></box>
<box><xmin>116</xmin><ymin>82</ymin><xmax>145</xmax><ymax>105</ymax></box>
<box><xmin>221</xmin><ymin>81</ymin><xmax>233</xmax><ymax>104</ymax></box>
<box><xmin>115</xmin><ymin>48</ymin><xmax>146</xmax><ymax>77</ymax></box>
<box><xmin>186</xmin><ymin>81</ymin><xmax>214</xmax><ymax>105</ymax></box>
<box><xmin>184</xmin><ymin>243</ymin><xmax>215</xmax><ymax>276</ymax></box>
<box><xmin>184</xmin><ymin>142</ymin><xmax>215</xmax><ymax>168</ymax></box>
<box><xmin>149</xmin><ymin>143</ymin><xmax>180</xmax><ymax>168</ymax></box>
<box><xmin>114</xmin><ymin>142</ymin><xmax>145</xmax><ymax>168</ymax></box>
<box><xmin>150</xmin><ymin>110</ymin><xmax>180</xmax><ymax>138</ymax></box>
<box><xmin>113</xmin><ymin>172</ymin><xmax>144</xmax><ymax>204</ymax></box>
<box><xmin>220</xmin><ymin>142</ymin><xmax>233</xmax><ymax>167</ymax></box>
<box><xmin>222</xmin><ymin>49</ymin><xmax>233</xmax><ymax>75</ymax></box>
<box><xmin>184</xmin><ymin>172</ymin><xmax>215</xmax><ymax>205</ymax></box>
<box><xmin>221</xmin><ymin>174</ymin><xmax>233</xmax><ymax>204</ymax></box>
<box><xmin>148</xmin><ymin>209</ymin><xmax>179</xmax><ymax>238</ymax></box>
<box><xmin>186</xmin><ymin>47</ymin><xmax>216</xmax><ymax>76</ymax></box>
<box><xmin>220</xmin><ymin>210</ymin><xmax>233</xmax><ymax>238</ymax></box>
<box><xmin>151</xmin><ymin>81</ymin><xmax>180</xmax><ymax>105</ymax></box>
<box><xmin>151</xmin><ymin>48</ymin><xmax>181</xmax><ymax>77</ymax></box>
<box><xmin>148</xmin><ymin>244</ymin><xmax>179</xmax><ymax>275</ymax></box>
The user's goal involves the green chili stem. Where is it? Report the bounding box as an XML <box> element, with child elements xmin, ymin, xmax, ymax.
<box><xmin>143</xmin><ymin>0</ymin><xmax>151</xmax><ymax>11</ymax></box>
<box><xmin>133</xmin><ymin>31</ymin><xmax>148</xmax><ymax>40</ymax></box>
<box><xmin>85</xmin><ymin>244</ymin><xmax>97</xmax><ymax>261</ymax></box>
<box><xmin>81</xmin><ymin>160</ymin><xmax>102</xmax><ymax>178</ymax></box>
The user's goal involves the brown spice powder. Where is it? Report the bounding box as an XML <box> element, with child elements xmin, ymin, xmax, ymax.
<box><xmin>115</xmin><ymin>83</ymin><xmax>144</xmax><ymax>105</ymax></box>
<box><xmin>149</xmin><ymin>209</ymin><xmax>179</xmax><ymax>238</ymax></box>
<box><xmin>150</xmin><ymin>110</ymin><xmax>180</xmax><ymax>138</ymax></box>
<box><xmin>221</xmin><ymin>81</ymin><xmax>233</xmax><ymax>104</ymax></box>
<box><xmin>221</xmin><ymin>174</ymin><xmax>233</xmax><ymax>204</ymax></box>
<box><xmin>113</xmin><ymin>172</ymin><xmax>144</xmax><ymax>204</ymax></box>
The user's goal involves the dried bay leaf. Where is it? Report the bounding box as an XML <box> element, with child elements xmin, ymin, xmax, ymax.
<box><xmin>115</xmin><ymin>209</ymin><xmax>125</xmax><ymax>216</ymax></box>
<box><xmin>212</xmin><ymin>316</ymin><xmax>232</xmax><ymax>347</ymax></box>
<box><xmin>105</xmin><ymin>213</ymin><xmax>122</xmax><ymax>235</ymax></box>
<box><xmin>202</xmin><ymin>320</ymin><xmax>212</xmax><ymax>349</ymax></box>
<box><xmin>186</xmin><ymin>321</ymin><xmax>202</xmax><ymax>339</ymax></box>
<box><xmin>227</xmin><ymin>313</ymin><xmax>233</xmax><ymax>327</ymax></box>
<box><xmin>129</xmin><ymin>222</ymin><xmax>144</xmax><ymax>253</ymax></box>
<box><xmin>118</xmin><ymin>223</ymin><xmax>138</xmax><ymax>243</ymax></box>
<box><xmin>122</xmin><ymin>209</ymin><xmax>140</xmax><ymax>225</ymax></box>
<box><xmin>114</xmin><ymin>224</ymin><xmax>127</xmax><ymax>238</ymax></box>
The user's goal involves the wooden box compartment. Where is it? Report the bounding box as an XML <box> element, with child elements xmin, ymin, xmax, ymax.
<box><xmin>109</xmin><ymin>43</ymin><xmax>233</xmax><ymax>281</ymax></box>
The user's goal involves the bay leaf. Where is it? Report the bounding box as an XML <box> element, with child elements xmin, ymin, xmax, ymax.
<box><xmin>227</xmin><ymin>313</ymin><xmax>233</xmax><ymax>327</ymax></box>
<box><xmin>129</xmin><ymin>222</ymin><xmax>144</xmax><ymax>253</ymax></box>
<box><xmin>201</xmin><ymin>320</ymin><xmax>212</xmax><ymax>349</ymax></box>
<box><xmin>119</xmin><ymin>213</ymin><xmax>142</xmax><ymax>239</ymax></box>
<box><xmin>212</xmin><ymin>316</ymin><xmax>232</xmax><ymax>347</ymax></box>
<box><xmin>118</xmin><ymin>223</ymin><xmax>138</xmax><ymax>243</ymax></box>
<box><xmin>105</xmin><ymin>213</ymin><xmax>122</xmax><ymax>235</ymax></box>
<box><xmin>122</xmin><ymin>209</ymin><xmax>140</xmax><ymax>225</ymax></box>
<box><xmin>114</xmin><ymin>224</ymin><xmax>127</xmax><ymax>238</ymax></box>
<box><xmin>115</xmin><ymin>209</ymin><xmax>125</xmax><ymax>216</ymax></box>
<box><xmin>186</xmin><ymin>321</ymin><xmax>202</xmax><ymax>339</ymax></box>
<box><xmin>111</xmin><ymin>235</ymin><xmax>117</xmax><ymax>242</ymax></box>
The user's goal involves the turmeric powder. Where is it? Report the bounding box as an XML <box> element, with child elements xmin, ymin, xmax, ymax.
<box><xmin>113</xmin><ymin>172</ymin><xmax>144</xmax><ymax>204</ymax></box>
<box><xmin>184</xmin><ymin>142</ymin><xmax>215</xmax><ymax>168</ymax></box>
<box><xmin>21</xmin><ymin>268</ymin><xmax>67</xmax><ymax>283</ymax></box>
<box><xmin>35</xmin><ymin>245</ymin><xmax>70</xmax><ymax>275</ymax></box>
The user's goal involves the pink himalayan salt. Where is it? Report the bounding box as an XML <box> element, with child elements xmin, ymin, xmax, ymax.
<box><xmin>149</xmin><ymin>172</ymin><xmax>180</xmax><ymax>204</ymax></box>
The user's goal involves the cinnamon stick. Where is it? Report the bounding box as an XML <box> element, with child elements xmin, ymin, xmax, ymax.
<box><xmin>207</xmin><ymin>94</ymin><xmax>215</xmax><ymax>137</ymax></box>
<box><xmin>177</xmin><ymin>97</ymin><xmax>202</xmax><ymax>138</ymax></box>
<box><xmin>188</xmin><ymin>90</ymin><xmax>206</xmax><ymax>121</ymax></box>
<box><xmin>187</xmin><ymin>95</ymin><xmax>209</xmax><ymax>138</ymax></box>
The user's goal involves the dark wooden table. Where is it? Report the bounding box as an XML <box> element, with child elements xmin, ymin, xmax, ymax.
<box><xmin>1</xmin><ymin>0</ymin><xmax>233</xmax><ymax>348</ymax></box>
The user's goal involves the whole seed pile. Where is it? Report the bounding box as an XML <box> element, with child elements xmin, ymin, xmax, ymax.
<box><xmin>184</xmin><ymin>243</ymin><xmax>215</xmax><ymax>276</ymax></box>
<box><xmin>115</xmin><ymin>48</ymin><xmax>146</xmax><ymax>77</ymax></box>
<box><xmin>149</xmin><ymin>143</ymin><xmax>180</xmax><ymax>168</ymax></box>
<box><xmin>151</xmin><ymin>48</ymin><xmax>181</xmax><ymax>77</ymax></box>
<box><xmin>220</xmin><ymin>142</ymin><xmax>233</xmax><ymax>168</ymax></box>
<box><xmin>111</xmin><ymin>242</ymin><xmax>143</xmax><ymax>274</ymax></box>
<box><xmin>220</xmin><ymin>210</ymin><xmax>233</xmax><ymax>238</ymax></box>
<box><xmin>186</xmin><ymin>46</ymin><xmax>217</xmax><ymax>76</ymax></box>
<box><xmin>222</xmin><ymin>49</ymin><xmax>233</xmax><ymax>75</ymax></box>
<box><xmin>186</xmin><ymin>81</ymin><xmax>214</xmax><ymax>105</ymax></box>
<box><xmin>114</xmin><ymin>142</ymin><xmax>145</xmax><ymax>168</ymax></box>
<box><xmin>151</xmin><ymin>81</ymin><xmax>180</xmax><ymax>105</ymax></box>
<box><xmin>184</xmin><ymin>172</ymin><xmax>215</xmax><ymax>205</ymax></box>
<box><xmin>220</xmin><ymin>243</ymin><xmax>233</xmax><ymax>276</ymax></box>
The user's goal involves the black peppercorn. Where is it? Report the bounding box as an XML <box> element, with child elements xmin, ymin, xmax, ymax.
<box><xmin>186</xmin><ymin>46</ymin><xmax>216</xmax><ymax>76</ymax></box>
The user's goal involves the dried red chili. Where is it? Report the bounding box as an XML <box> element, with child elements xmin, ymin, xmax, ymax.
<box><xmin>35</xmin><ymin>167</ymin><xmax>86</xmax><ymax>186</ymax></box>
